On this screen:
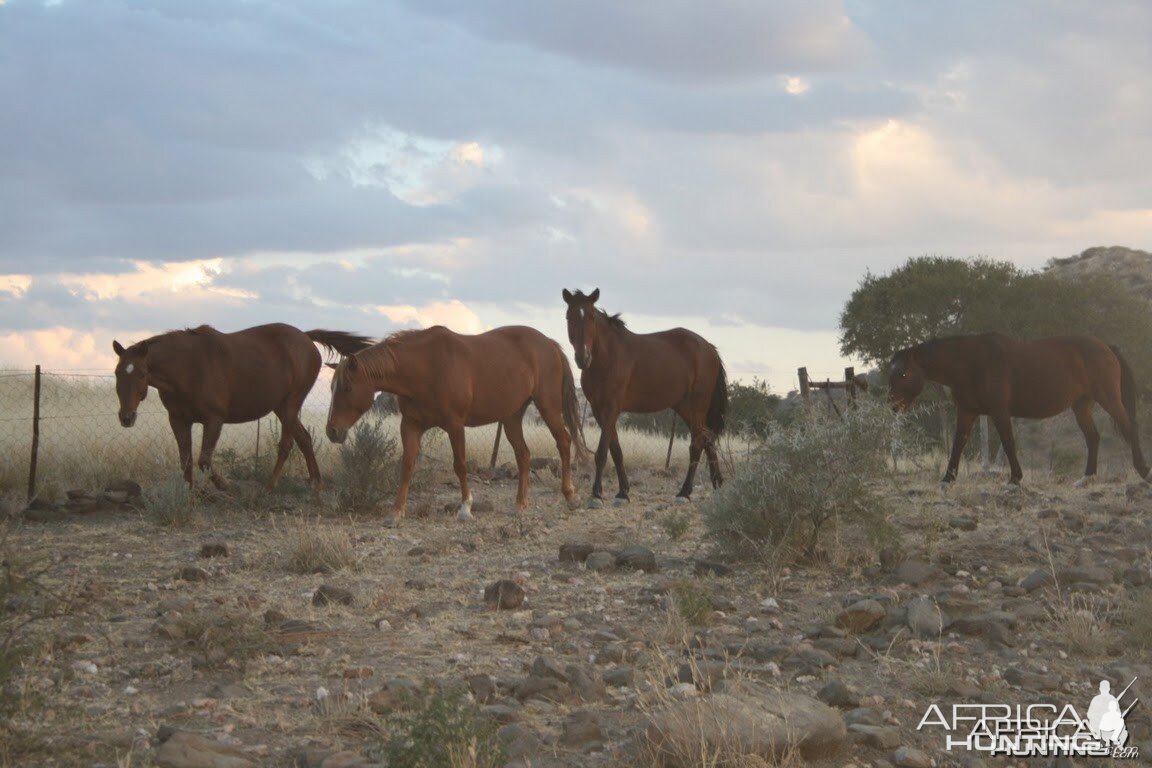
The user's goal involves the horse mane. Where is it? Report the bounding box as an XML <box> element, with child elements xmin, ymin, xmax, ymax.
<box><xmin>596</xmin><ymin>309</ymin><xmax>628</xmax><ymax>332</ymax></box>
<box><xmin>335</xmin><ymin>328</ymin><xmax>423</xmax><ymax>386</ymax></box>
<box><xmin>126</xmin><ymin>325</ymin><xmax>218</xmax><ymax>354</ymax></box>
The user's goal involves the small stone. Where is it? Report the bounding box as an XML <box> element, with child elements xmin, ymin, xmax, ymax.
<box><xmin>893</xmin><ymin>745</ymin><xmax>933</xmax><ymax>768</ymax></box>
<box><xmin>199</xmin><ymin>542</ymin><xmax>229</xmax><ymax>558</ymax></box>
<box><xmin>616</xmin><ymin>545</ymin><xmax>658</xmax><ymax>572</ymax></box>
<box><xmin>894</xmin><ymin>560</ymin><xmax>943</xmax><ymax>586</ymax></box>
<box><xmin>835</xmin><ymin>599</ymin><xmax>887</xmax><ymax>634</ymax></box>
<box><xmin>312</xmin><ymin>585</ymin><xmax>354</xmax><ymax>607</ymax></box>
<box><xmin>559</xmin><ymin>544</ymin><xmax>595</xmax><ymax>563</ymax></box>
<box><xmin>905</xmin><ymin>595</ymin><xmax>944</xmax><ymax>638</ymax></box>
<box><xmin>484</xmin><ymin>579</ymin><xmax>525</xmax><ymax>610</ymax></box>
<box><xmin>585</xmin><ymin>551</ymin><xmax>616</xmax><ymax>572</ymax></box>
<box><xmin>817</xmin><ymin>679</ymin><xmax>860</xmax><ymax>709</ymax></box>
<box><xmin>848</xmin><ymin>724</ymin><xmax>901</xmax><ymax>749</ymax></box>
<box><xmin>467</xmin><ymin>673</ymin><xmax>496</xmax><ymax>704</ymax></box>
<box><xmin>178</xmin><ymin>566</ymin><xmax>210</xmax><ymax>583</ymax></box>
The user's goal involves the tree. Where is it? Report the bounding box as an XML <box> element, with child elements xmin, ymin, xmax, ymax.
<box><xmin>838</xmin><ymin>256</ymin><xmax>1025</xmax><ymax>366</ymax></box>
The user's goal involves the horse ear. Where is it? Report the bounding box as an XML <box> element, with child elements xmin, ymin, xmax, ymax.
<box><xmin>589</xmin><ymin>288</ymin><xmax>600</xmax><ymax>303</ymax></box>
<box><xmin>112</xmin><ymin>340</ymin><xmax>125</xmax><ymax>356</ymax></box>
<box><xmin>346</xmin><ymin>356</ymin><xmax>359</xmax><ymax>371</ymax></box>
<box><xmin>562</xmin><ymin>288</ymin><xmax>573</xmax><ymax>303</ymax></box>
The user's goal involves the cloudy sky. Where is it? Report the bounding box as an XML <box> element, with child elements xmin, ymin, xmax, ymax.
<box><xmin>2</xmin><ymin>0</ymin><xmax>1150</xmax><ymax>393</ymax></box>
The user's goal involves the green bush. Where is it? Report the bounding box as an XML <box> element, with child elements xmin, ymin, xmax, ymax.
<box><xmin>702</xmin><ymin>400</ymin><xmax>901</xmax><ymax>564</ymax></box>
<box><xmin>372</xmin><ymin>685</ymin><xmax>505</xmax><ymax>768</ymax></box>
<box><xmin>144</xmin><ymin>478</ymin><xmax>201</xmax><ymax>527</ymax></box>
<box><xmin>335</xmin><ymin>417</ymin><xmax>400</xmax><ymax>513</ymax></box>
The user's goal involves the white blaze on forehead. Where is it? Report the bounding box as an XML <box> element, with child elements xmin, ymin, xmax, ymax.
<box><xmin>125</xmin><ymin>363</ymin><xmax>134</xmax><ymax>374</ymax></box>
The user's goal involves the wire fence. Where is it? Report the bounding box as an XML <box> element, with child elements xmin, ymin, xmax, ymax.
<box><xmin>0</xmin><ymin>368</ymin><xmax>693</xmax><ymax>499</ymax></box>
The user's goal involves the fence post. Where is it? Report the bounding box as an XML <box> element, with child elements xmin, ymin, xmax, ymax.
<box><xmin>664</xmin><ymin>411</ymin><xmax>677</xmax><ymax>469</ymax></box>
<box><xmin>27</xmin><ymin>364</ymin><xmax>41</xmax><ymax>501</ymax></box>
<box><xmin>844</xmin><ymin>367</ymin><xmax>856</xmax><ymax>407</ymax></box>
<box><xmin>255</xmin><ymin>418</ymin><xmax>262</xmax><ymax>472</ymax></box>
<box><xmin>798</xmin><ymin>367</ymin><xmax>810</xmax><ymax>406</ymax></box>
<box><xmin>489</xmin><ymin>423</ymin><xmax>503</xmax><ymax>468</ymax></box>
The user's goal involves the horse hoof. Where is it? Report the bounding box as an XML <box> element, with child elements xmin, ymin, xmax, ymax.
<box><xmin>937</xmin><ymin>482</ymin><xmax>951</xmax><ymax>495</ymax></box>
<box><xmin>613</xmin><ymin>496</ymin><xmax>630</xmax><ymax>507</ymax></box>
<box><xmin>674</xmin><ymin>495</ymin><xmax>692</xmax><ymax>504</ymax></box>
<box><xmin>1072</xmin><ymin>475</ymin><xmax>1095</xmax><ymax>489</ymax></box>
<box><xmin>383</xmin><ymin>514</ymin><xmax>402</xmax><ymax>528</ymax></box>
<box><xmin>456</xmin><ymin>509</ymin><xmax>474</xmax><ymax>521</ymax></box>
<box><xmin>587</xmin><ymin>497</ymin><xmax>604</xmax><ymax>510</ymax></box>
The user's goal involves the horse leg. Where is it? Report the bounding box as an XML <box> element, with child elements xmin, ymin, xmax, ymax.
<box><xmin>169</xmin><ymin>414</ymin><xmax>194</xmax><ymax>485</ymax></box>
<box><xmin>197</xmin><ymin>419</ymin><xmax>229</xmax><ymax>490</ymax></box>
<box><xmin>989</xmin><ymin>410</ymin><xmax>1023</xmax><ymax>484</ymax></box>
<box><xmin>590</xmin><ymin>425</ymin><xmax>611</xmax><ymax>505</ymax></box>
<box><xmin>290</xmin><ymin>418</ymin><xmax>323</xmax><ymax>490</ymax></box>
<box><xmin>537</xmin><ymin>398</ymin><xmax>576</xmax><ymax>503</ymax></box>
<box><xmin>1071</xmin><ymin>398</ymin><xmax>1101</xmax><ymax>487</ymax></box>
<box><xmin>676</xmin><ymin>424</ymin><xmax>705</xmax><ymax>502</ymax></box>
<box><xmin>705</xmin><ymin>439</ymin><xmax>723</xmax><ymax>489</ymax></box>
<box><xmin>266</xmin><ymin>412</ymin><xmax>299</xmax><ymax>490</ymax></box>
<box><xmin>389</xmin><ymin>416</ymin><xmax>424</xmax><ymax>526</ymax></box>
<box><xmin>1097</xmin><ymin>389</ymin><xmax>1151</xmax><ymax>480</ymax></box>
<box><xmin>446</xmin><ymin>424</ymin><xmax>473</xmax><ymax>520</ymax></box>
<box><xmin>943</xmin><ymin>410</ymin><xmax>978</xmax><ymax>484</ymax></box>
<box><xmin>502</xmin><ymin>410</ymin><xmax>532</xmax><ymax>513</ymax></box>
<box><xmin>605</xmin><ymin>424</ymin><xmax>630</xmax><ymax>504</ymax></box>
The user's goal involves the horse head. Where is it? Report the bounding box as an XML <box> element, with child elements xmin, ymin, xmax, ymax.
<box><xmin>562</xmin><ymin>287</ymin><xmax>601</xmax><ymax>369</ymax></box>
<box><xmin>887</xmin><ymin>348</ymin><xmax>926</xmax><ymax>411</ymax></box>
<box><xmin>325</xmin><ymin>355</ymin><xmax>375</xmax><ymax>443</ymax></box>
<box><xmin>112</xmin><ymin>339</ymin><xmax>150</xmax><ymax>427</ymax></box>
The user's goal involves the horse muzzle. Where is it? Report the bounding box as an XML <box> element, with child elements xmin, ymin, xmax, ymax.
<box><xmin>575</xmin><ymin>348</ymin><xmax>592</xmax><ymax>370</ymax></box>
<box><xmin>119</xmin><ymin>412</ymin><xmax>137</xmax><ymax>428</ymax></box>
<box><xmin>326</xmin><ymin>425</ymin><xmax>348</xmax><ymax>444</ymax></box>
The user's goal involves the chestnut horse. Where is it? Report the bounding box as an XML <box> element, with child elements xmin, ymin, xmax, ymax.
<box><xmin>113</xmin><ymin>323</ymin><xmax>373</xmax><ymax>489</ymax></box>
<box><xmin>325</xmin><ymin>325</ymin><xmax>588</xmax><ymax>525</ymax></box>
<box><xmin>888</xmin><ymin>333</ymin><xmax>1149</xmax><ymax>486</ymax></box>
<box><xmin>562</xmin><ymin>288</ymin><xmax>728</xmax><ymax>504</ymax></box>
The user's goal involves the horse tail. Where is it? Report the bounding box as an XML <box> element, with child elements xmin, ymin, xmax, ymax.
<box><xmin>561</xmin><ymin>355</ymin><xmax>592</xmax><ymax>464</ymax></box>
<box><xmin>1111</xmin><ymin>345</ymin><xmax>1140</xmax><ymax>429</ymax></box>
<box><xmin>305</xmin><ymin>329</ymin><xmax>375</xmax><ymax>358</ymax></box>
<box><xmin>707</xmin><ymin>359</ymin><xmax>728</xmax><ymax>439</ymax></box>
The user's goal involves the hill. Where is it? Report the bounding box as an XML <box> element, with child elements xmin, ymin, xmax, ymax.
<box><xmin>1046</xmin><ymin>245</ymin><xmax>1152</xmax><ymax>302</ymax></box>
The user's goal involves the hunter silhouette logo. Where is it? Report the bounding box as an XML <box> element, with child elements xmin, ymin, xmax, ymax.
<box><xmin>917</xmin><ymin>677</ymin><xmax>1140</xmax><ymax>759</ymax></box>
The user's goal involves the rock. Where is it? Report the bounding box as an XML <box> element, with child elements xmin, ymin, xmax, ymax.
<box><xmin>894</xmin><ymin>560</ymin><xmax>944</xmax><ymax>586</ymax></box>
<box><xmin>905</xmin><ymin>595</ymin><xmax>944</xmax><ymax>638</ymax></box>
<box><xmin>1019</xmin><ymin>568</ymin><xmax>1054</xmax><ymax>592</ymax></box>
<box><xmin>559</xmin><ymin>544</ymin><xmax>595</xmax><ymax>563</ymax></box>
<box><xmin>893</xmin><ymin>745</ymin><xmax>933</xmax><ymax>768</ymax></box>
<box><xmin>483</xmin><ymin>579</ymin><xmax>525</xmax><ymax>610</ymax></box>
<box><xmin>499</xmin><ymin>723</ymin><xmax>545</xmax><ymax>762</ymax></box>
<box><xmin>844</xmin><ymin>707</ymin><xmax>884</xmax><ymax>727</ymax></box>
<box><xmin>567</xmin><ymin>663</ymin><xmax>607</xmax><ymax>701</ymax></box>
<box><xmin>178</xmin><ymin>566</ymin><xmax>211</xmax><ymax>583</ymax></box>
<box><xmin>154</xmin><ymin>730</ymin><xmax>256</xmax><ymax>768</ymax></box>
<box><xmin>616</xmin><ymin>545</ymin><xmax>658</xmax><ymax>572</ymax></box>
<box><xmin>1003</xmin><ymin>666</ymin><xmax>1062</xmax><ymax>691</ymax></box>
<box><xmin>585</xmin><ymin>551</ymin><xmax>616</xmax><ymax>572</ymax></box>
<box><xmin>603</xmin><ymin>667</ymin><xmax>634</xmax><ymax>687</ymax></box>
<box><xmin>515</xmin><ymin>674</ymin><xmax>571</xmax><ymax>703</ymax></box>
<box><xmin>531</xmin><ymin>656</ymin><xmax>569</xmax><ymax>682</ymax></box>
<box><xmin>467</xmin><ymin>673</ymin><xmax>496</xmax><ymax>704</ymax></box>
<box><xmin>644</xmin><ymin>683</ymin><xmax>846</xmax><ymax>761</ymax></box>
<box><xmin>835</xmin><ymin>599</ymin><xmax>887</xmax><ymax>634</ymax></box>
<box><xmin>312</xmin><ymin>585</ymin><xmax>354</xmax><ymax>607</ymax></box>
<box><xmin>848</xmin><ymin>724</ymin><xmax>901</xmax><ymax>749</ymax></box>
<box><xmin>693</xmin><ymin>559</ymin><xmax>732</xmax><ymax>577</ymax></box>
<box><xmin>817</xmin><ymin>679</ymin><xmax>860</xmax><ymax>709</ymax></box>
<box><xmin>949</xmin><ymin>514</ymin><xmax>978</xmax><ymax>531</ymax></box>
<box><xmin>199</xmin><ymin>542</ymin><xmax>229</xmax><ymax>558</ymax></box>
<box><xmin>560</xmin><ymin>711</ymin><xmax>603</xmax><ymax>750</ymax></box>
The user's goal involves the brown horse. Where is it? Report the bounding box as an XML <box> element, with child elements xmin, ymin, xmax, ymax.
<box><xmin>562</xmin><ymin>288</ymin><xmax>728</xmax><ymax>504</ymax></box>
<box><xmin>888</xmin><ymin>333</ymin><xmax>1149</xmax><ymax>486</ymax></box>
<box><xmin>325</xmin><ymin>325</ymin><xmax>588</xmax><ymax>525</ymax></box>
<box><xmin>113</xmin><ymin>323</ymin><xmax>373</xmax><ymax>489</ymax></box>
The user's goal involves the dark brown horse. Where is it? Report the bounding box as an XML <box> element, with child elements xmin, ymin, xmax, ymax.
<box><xmin>325</xmin><ymin>325</ymin><xmax>588</xmax><ymax>525</ymax></box>
<box><xmin>562</xmin><ymin>288</ymin><xmax>728</xmax><ymax>504</ymax></box>
<box><xmin>113</xmin><ymin>323</ymin><xmax>373</xmax><ymax>489</ymax></box>
<box><xmin>888</xmin><ymin>333</ymin><xmax>1149</xmax><ymax>486</ymax></box>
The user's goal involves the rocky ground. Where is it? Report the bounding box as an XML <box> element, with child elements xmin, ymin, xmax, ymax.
<box><xmin>3</xmin><ymin>460</ymin><xmax>1151</xmax><ymax>768</ymax></box>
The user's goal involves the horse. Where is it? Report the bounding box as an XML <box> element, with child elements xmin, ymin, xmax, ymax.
<box><xmin>888</xmin><ymin>333</ymin><xmax>1149</xmax><ymax>486</ymax></box>
<box><xmin>113</xmin><ymin>323</ymin><xmax>374</xmax><ymax>489</ymax></box>
<box><xmin>324</xmin><ymin>325</ymin><xmax>589</xmax><ymax>526</ymax></box>
<box><xmin>561</xmin><ymin>288</ymin><xmax>728</xmax><ymax>505</ymax></box>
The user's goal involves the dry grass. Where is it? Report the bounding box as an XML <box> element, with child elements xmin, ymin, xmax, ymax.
<box><xmin>280</xmin><ymin>517</ymin><xmax>359</xmax><ymax>574</ymax></box>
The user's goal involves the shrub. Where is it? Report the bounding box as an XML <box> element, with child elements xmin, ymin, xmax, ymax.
<box><xmin>371</xmin><ymin>685</ymin><xmax>505</xmax><ymax>768</ymax></box>
<box><xmin>143</xmin><ymin>478</ymin><xmax>202</xmax><ymax>527</ymax></box>
<box><xmin>334</xmin><ymin>417</ymin><xmax>400</xmax><ymax>514</ymax></box>
<box><xmin>702</xmin><ymin>400</ymin><xmax>901</xmax><ymax>564</ymax></box>
<box><xmin>660</xmin><ymin>508</ymin><xmax>693</xmax><ymax>541</ymax></box>
<box><xmin>282</xmin><ymin>518</ymin><xmax>357</xmax><ymax>574</ymax></box>
<box><xmin>669</xmin><ymin>581</ymin><xmax>713</xmax><ymax>626</ymax></box>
